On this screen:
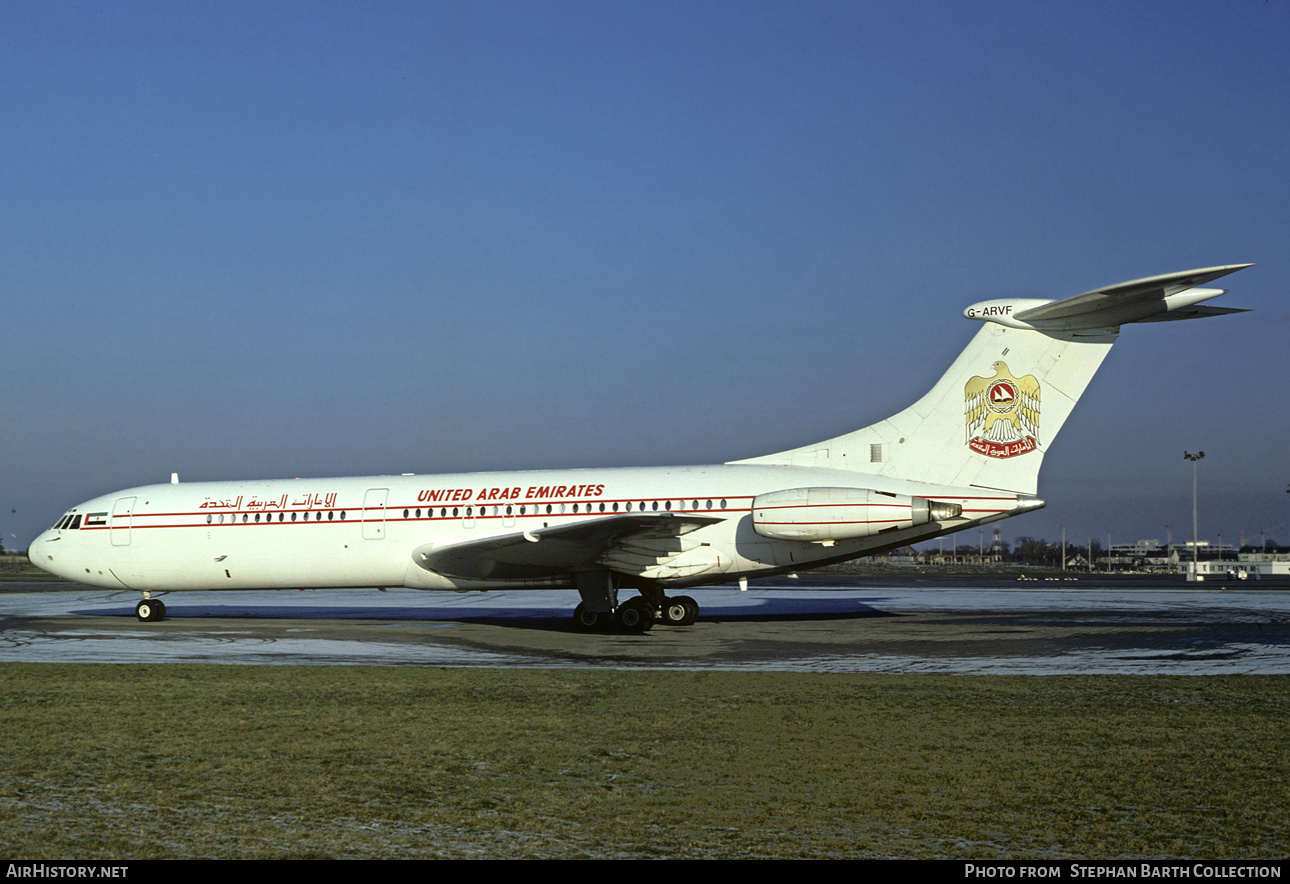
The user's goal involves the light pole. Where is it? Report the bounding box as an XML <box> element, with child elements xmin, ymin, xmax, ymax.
<box><xmin>1184</xmin><ymin>451</ymin><xmax>1205</xmax><ymax>575</ymax></box>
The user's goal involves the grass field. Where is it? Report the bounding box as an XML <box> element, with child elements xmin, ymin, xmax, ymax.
<box><xmin>1</xmin><ymin>665</ymin><xmax>1286</xmax><ymax>858</ymax></box>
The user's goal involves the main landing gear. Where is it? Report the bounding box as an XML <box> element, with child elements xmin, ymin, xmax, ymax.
<box><xmin>572</xmin><ymin>594</ymin><xmax>700</xmax><ymax>633</ymax></box>
<box><xmin>135</xmin><ymin>595</ymin><xmax>166</xmax><ymax>622</ymax></box>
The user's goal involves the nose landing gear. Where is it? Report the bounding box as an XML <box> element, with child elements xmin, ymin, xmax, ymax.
<box><xmin>135</xmin><ymin>595</ymin><xmax>166</xmax><ymax>622</ymax></box>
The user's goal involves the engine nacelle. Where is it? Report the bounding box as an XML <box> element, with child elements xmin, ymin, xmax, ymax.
<box><xmin>751</xmin><ymin>487</ymin><xmax>962</xmax><ymax>542</ymax></box>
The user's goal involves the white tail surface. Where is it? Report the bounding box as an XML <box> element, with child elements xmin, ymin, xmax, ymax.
<box><xmin>733</xmin><ymin>265</ymin><xmax>1251</xmax><ymax>496</ymax></box>
<box><xmin>734</xmin><ymin>323</ymin><xmax>1115</xmax><ymax>495</ymax></box>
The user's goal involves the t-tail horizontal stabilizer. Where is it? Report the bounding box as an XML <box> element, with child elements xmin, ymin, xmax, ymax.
<box><xmin>963</xmin><ymin>264</ymin><xmax>1252</xmax><ymax>331</ymax></box>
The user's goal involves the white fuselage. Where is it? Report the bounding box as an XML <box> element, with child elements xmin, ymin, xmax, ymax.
<box><xmin>28</xmin><ymin>463</ymin><xmax>1020</xmax><ymax>594</ymax></box>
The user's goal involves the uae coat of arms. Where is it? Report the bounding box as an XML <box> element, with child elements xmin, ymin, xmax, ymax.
<box><xmin>964</xmin><ymin>361</ymin><xmax>1041</xmax><ymax>458</ymax></box>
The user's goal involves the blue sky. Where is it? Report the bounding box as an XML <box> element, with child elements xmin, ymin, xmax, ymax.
<box><xmin>3</xmin><ymin>0</ymin><xmax>1287</xmax><ymax>551</ymax></box>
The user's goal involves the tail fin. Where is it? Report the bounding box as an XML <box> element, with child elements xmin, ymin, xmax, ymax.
<box><xmin>732</xmin><ymin>265</ymin><xmax>1251</xmax><ymax>496</ymax></box>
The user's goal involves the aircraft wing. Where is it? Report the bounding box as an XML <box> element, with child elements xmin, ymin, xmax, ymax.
<box><xmin>1014</xmin><ymin>264</ymin><xmax>1252</xmax><ymax>323</ymax></box>
<box><xmin>411</xmin><ymin>511</ymin><xmax>725</xmax><ymax>581</ymax></box>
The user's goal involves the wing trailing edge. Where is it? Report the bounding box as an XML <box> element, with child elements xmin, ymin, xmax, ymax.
<box><xmin>412</xmin><ymin>511</ymin><xmax>724</xmax><ymax>581</ymax></box>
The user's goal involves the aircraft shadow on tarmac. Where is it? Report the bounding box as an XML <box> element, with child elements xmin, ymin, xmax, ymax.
<box><xmin>70</xmin><ymin>595</ymin><xmax>901</xmax><ymax>631</ymax></box>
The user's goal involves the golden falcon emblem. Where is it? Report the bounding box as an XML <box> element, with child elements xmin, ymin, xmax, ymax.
<box><xmin>964</xmin><ymin>361</ymin><xmax>1041</xmax><ymax>458</ymax></box>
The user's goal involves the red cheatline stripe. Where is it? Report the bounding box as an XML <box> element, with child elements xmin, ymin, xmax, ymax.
<box><xmin>90</xmin><ymin>492</ymin><xmax>1012</xmax><ymax>529</ymax></box>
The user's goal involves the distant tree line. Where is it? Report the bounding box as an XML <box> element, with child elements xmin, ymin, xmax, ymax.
<box><xmin>1007</xmin><ymin>536</ymin><xmax>1106</xmax><ymax>567</ymax></box>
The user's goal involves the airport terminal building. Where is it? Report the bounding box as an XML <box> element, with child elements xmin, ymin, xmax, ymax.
<box><xmin>1106</xmin><ymin>540</ymin><xmax>1290</xmax><ymax>580</ymax></box>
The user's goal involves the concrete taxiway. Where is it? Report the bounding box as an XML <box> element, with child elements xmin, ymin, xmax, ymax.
<box><xmin>3</xmin><ymin>574</ymin><xmax>1288</xmax><ymax>673</ymax></box>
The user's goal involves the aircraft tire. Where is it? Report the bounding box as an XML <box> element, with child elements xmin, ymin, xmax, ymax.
<box><xmin>135</xmin><ymin>600</ymin><xmax>163</xmax><ymax>622</ymax></box>
<box><xmin>673</xmin><ymin>596</ymin><xmax>699</xmax><ymax>626</ymax></box>
<box><xmin>615</xmin><ymin>597</ymin><xmax>655</xmax><ymax>633</ymax></box>
<box><xmin>573</xmin><ymin>603</ymin><xmax>606</xmax><ymax>632</ymax></box>
<box><xmin>661</xmin><ymin>597</ymin><xmax>690</xmax><ymax>626</ymax></box>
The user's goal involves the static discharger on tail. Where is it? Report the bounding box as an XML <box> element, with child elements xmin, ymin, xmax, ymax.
<box><xmin>30</xmin><ymin>265</ymin><xmax>1252</xmax><ymax>631</ymax></box>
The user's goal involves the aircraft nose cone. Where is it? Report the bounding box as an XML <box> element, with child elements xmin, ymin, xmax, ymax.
<box><xmin>27</xmin><ymin>534</ymin><xmax>47</xmax><ymax>570</ymax></box>
<box><xmin>27</xmin><ymin>531</ymin><xmax>60</xmax><ymax>578</ymax></box>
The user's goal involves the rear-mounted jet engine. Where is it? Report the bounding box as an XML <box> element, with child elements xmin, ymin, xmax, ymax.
<box><xmin>751</xmin><ymin>487</ymin><xmax>962</xmax><ymax>542</ymax></box>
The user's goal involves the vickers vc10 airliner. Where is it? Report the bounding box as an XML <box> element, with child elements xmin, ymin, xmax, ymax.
<box><xmin>30</xmin><ymin>265</ymin><xmax>1251</xmax><ymax>630</ymax></box>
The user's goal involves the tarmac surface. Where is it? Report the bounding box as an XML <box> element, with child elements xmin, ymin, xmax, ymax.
<box><xmin>3</xmin><ymin>572</ymin><xmax>1289</xmax><ymax>673</ymax></box>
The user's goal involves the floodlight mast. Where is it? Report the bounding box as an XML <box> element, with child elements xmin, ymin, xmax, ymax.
<box><xmin>1184</xmin><ymin>451</ymin><xmax>1205</xmax><ymax>570</ymax></box>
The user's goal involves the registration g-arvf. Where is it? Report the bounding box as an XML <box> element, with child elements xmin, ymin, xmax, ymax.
<box><xmin>30</xmin><ymin>265</ymin><xmax>1251</xmax><ymax>631</ymax></box>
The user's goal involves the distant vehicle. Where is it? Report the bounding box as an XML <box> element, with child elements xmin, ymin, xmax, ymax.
<box><xmin>30</xmin><ymin>265</ymin><xmax>1251</xmax><ymax>630</ymax></box>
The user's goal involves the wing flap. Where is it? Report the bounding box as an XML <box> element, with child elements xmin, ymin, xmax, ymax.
<box><xmin>412</xmin><ymin>512</ymin><xmax>724</xmax><ymax>581</ymax></box>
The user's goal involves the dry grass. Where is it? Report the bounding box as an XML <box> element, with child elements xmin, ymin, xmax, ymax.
<box><xmin>1</xmin><ymin>665</ymin><xmax>1286</xmax><ymax>858</ymax></box>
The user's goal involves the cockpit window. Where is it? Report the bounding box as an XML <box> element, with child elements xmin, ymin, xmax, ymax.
<box><xmin>68</xmin><ymin>514</ymin><xmax>82</xmax><ymax>530</ymax></box>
